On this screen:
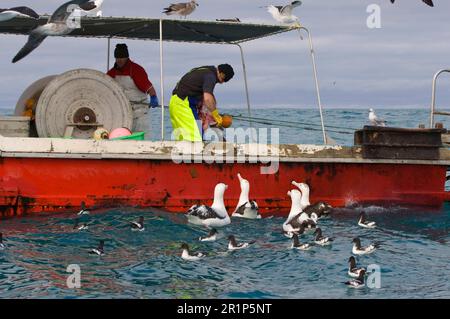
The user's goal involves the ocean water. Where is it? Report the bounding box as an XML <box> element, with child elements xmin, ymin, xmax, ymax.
<box><xmin>0</xmin><ymin>108</ymin><xmax>449</xmax><ymax>299</ymax></box>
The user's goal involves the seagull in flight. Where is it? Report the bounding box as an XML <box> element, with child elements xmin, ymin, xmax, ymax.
<box><xmin>368</xmin><ymin>108</ymin><xmax>386</xmax><ymax>127</ymax></box>
<box><xmin>163</xmin><ymin>1</ymin><xmax>199</xmax><ymax>19</ymax></box>
<box><xmin>390</xmin><ymin>0</ymin><xmax>434</xmax><ymax>7</ymax></box>
<box><xmin>12</xmin><ymin>0</ymin><xmax>93</xmax><ymax>63</ymax></box>
<box><xmin>266</xmin><ymin>1</ymin><xmax>302</xmax><ymax>24</ymax></box>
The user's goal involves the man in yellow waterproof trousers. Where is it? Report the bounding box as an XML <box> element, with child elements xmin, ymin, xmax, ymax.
<box><xmin>169</xmin><ymin>64</ymin><xmax>234</xmax><ymax>141</ymax></box>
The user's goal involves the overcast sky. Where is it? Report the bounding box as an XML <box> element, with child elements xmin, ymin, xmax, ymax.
<box><xmin>1</xmin><ymin>0</ymin><xmax>450</xmax><ymax>111</ymax></box>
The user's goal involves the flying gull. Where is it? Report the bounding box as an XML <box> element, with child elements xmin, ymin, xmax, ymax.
<box><xmin>12</xmin><ymin>0</ymin><xmax>93</xmax><ymax>63</ymax></box>
<box><xmin>266</xmin><ymin>1</ymin><xmax>302</xmax><ymax>24</ymax></box>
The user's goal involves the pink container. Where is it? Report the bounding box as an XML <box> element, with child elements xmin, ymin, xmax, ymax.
<box><xmin>109</xmin><ymin>127</ymin><xmax>132</xmax><ymax>139</ymax></box>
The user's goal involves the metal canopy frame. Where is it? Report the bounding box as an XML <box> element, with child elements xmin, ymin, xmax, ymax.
<box><xmin>430</xmin><ymin>69</ymin><xmax>450</xmax><ymax>128</ymax></box>
<box><xmin>1</xmin><ymin>16</ymin><xmax>328</xmax><ymax>144</ymax></box>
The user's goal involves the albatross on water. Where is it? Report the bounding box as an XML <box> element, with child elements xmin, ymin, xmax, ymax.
<box><xmin>185</xmin><ymin>183</ymin><xmax>231</xmax><ymax>228</ymax></box>
<box><xmin>163</xmin><ymin>1</ymin><xmax>198</xmax><ymax>18</ymax></box>
<box><xmin>231</xmin><ymin>173</ymin><xmax>260</xmax><ymax>219</ymax></box>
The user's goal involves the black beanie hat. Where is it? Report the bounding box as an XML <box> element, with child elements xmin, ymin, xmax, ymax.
<box><xmin>218</xmin><ymin>64</ymin><xmax>234</xmax><ymax>82</ymax></box>
<box><xmin>114</xmin><ymin>43</ymin><xmax>129</xmax><ymax>58</ymax></box>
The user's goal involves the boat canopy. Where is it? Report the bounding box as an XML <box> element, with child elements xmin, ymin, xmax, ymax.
<box><xmin>0</xmin><ymin>16</ymin><xmax>328</xmax><ymax>144</ymax></box>
<box><xmin>0</xmin><ymin>16</ymin><xmax>298</xmax><ymax>44</ymax></box>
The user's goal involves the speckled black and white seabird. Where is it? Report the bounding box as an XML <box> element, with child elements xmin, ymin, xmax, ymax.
<box><xmin>131</xmin><ymin>216</ymin><xmax>145</xmax><ymax>231</ymax></box>
<box><xmin>345</xmin><ymin>269</ymin><xmax>366</xmax><ymax>288</ymax></box>
<box><xmin>358</xmin><ymin>211</ymin><xmax>376</xmax><ymax>229</ymax></box>
<box><xmin>89</xmin><ymin>240</ymin><xmax>105</xmax><ymax>256</ymax></box>
<box><xmin>77</xmin><ymin>201</ymin><xmax>90</xmax><ymax>216</ymax></box>
<box><xmin>227</xmin><ymin>235</ymin><xmax>255</xmax><ymax>251</ymax></box>
<box><xmin>313</xmin><ymin>228</ymin><xmax>333</xmax><ymax>246</ymax></box>
<box><xmin>181</xmin><ymin>243</ymin><xmax>205</xmax><ymax>261</ymax></box>
<box><xmin>0</xmin><ymin>233</ymin><xmax>5</xmax><ymax>250</ymax></box>
<box><xmin>199</xmin><ymin>228</ymin><xmax>218</xmax><ymax>242</ymax></box>
<box><xmin>73</xmin><ymin>219</ymin><xmax>88</xmax><ymax>231</ymax></box>
<box><xmin>352</xmin><ymin>237</ymin><xmax>379</xmax><ymax>255</ymax></box>
<box><xmin>291</xmin><ymin>233</ymin><xmax>311</xmax><ymax>250</ymax></box>
<box><xmin>348</xmin><ymin>256</ymin><xmax>366</xmax><ymax>278</ymax></box>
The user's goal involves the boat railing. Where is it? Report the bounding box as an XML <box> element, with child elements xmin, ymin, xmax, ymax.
<box><xmin>430</xmin><ymin>69</ymin><xmax>450</xmax><ymax>128</ymax></box>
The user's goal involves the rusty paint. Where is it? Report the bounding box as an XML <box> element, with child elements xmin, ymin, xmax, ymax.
<box><xmin>189</xmin><ymin>168</ymin><xmax>199</xmax><ymax>179</ymax></box>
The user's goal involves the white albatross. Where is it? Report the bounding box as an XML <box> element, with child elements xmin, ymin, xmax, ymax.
<box><xmin>186</xmin><ymin>183</ymin><xmax>230</xmax><ymax>228</ymax></box>
<box><xmin>231</xmin><ymin>173</ymin><xmax>260</xmax><ymax>219</ymax></box>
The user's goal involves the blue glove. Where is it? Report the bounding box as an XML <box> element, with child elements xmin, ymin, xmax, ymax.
<box><xmin>149</xmin><ymin>95</ymin><xmax>159</xmax><ymax>108</ymax></box>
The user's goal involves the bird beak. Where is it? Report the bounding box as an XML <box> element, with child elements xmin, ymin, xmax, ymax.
<box><xmin>287</xmin><ymin>191</ymin><xmax>291</xmax><ymax>196</ymax></box>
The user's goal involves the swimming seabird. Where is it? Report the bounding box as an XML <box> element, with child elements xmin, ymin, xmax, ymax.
<box><xmin>368</xmin><ymin>108</ymin><xmax>386</xmax><ymax>127</ymax></box>
<box><xmin>0</xmin><ymin>6</ymin><xmax>39</xmax><ymax>22</ymax></box>
<box><xmin>348</xmin><ymin>256</ymin><xmax>366</xmax><ymax>278</ymax></box>
<box><xmin>352</xmin><ymin>238</ymin><xmax>379</xmax><ymax>255</ymax></box>
<box><xmin>181</xmin><ymin>243</ymin><xmax>205</xmax><ymax>261</ymax></box>
<box><xmin>358</xmin><ymin>211</ymin><xmax>376</xmax><ymax>229</ymax></box>
<box><xmin>313</xmin><ymin>228</ymin><xmax>333</xmax><ymax>246</ymax></box>
<box><xmin>131</xmin><ymin>216</ymin><xmax>145</xmax><ymax>231</ymax></box>
<box><xmin>73</xmin><ymin>219</ymin><xmax>89</xmax><ymax>231</ymax></box>
<box><xmin>89</xmin><ymin>240</ymin><xmax>105</xmax><ymax>256</ymax></box>
<box><xmin>390</xmin><ymin>0</ymin><xmax>434</xmax><ymax>7</ymax></box>
<box><xmin>12</xmin><ymin>0</ymin><xmax>93</xmax><ymax>63</ymax></box>
<box><xmin>227</xmin><ymin>235</ymin><xmax>255</xmax><ymax>251</ymax></box>
<box><xmin>186</xmin><ymin>183</ymin><xmax>231</xmax><ymax>228</ymax></box>
<box><xmin>266</xmin><ymin>1</ymin><xmax>302</xmax><ymax>24</ymax></box>
<box><xmin>0</xmin><ymin>233</ymin><xmax>5</xmax><ymax>250</ymax></box>
<box><xmin>344</xmin><ymin>269</ymin><xmax>366</xmax><ymax>288</ymax></box>
<box><xmin>232</xmin><ymin>173</ymin><xmax>261</xmax><ymax>219</ymax></box>
<box><xmin>163</xmin><ymin>1</ymin><xmax>198</xmax><ymax>18</ymax></box>
<box><xmin>77</xmin><ymin>201</ymin><xmax>90</xmax><ymax>215</ymax></box>
<box><xmin>199</xmin><ymin>228</ymin><xmax>218</xmax><ymax>242</ymax></box>
<box><xmin>292</xmin><ymin>181</ymin><xmax>333</xmax><ymax>218</ymax></box>
<box><xmin>283</xmin><ymin>189</ymin><xmax>308</xmax><ymax>237</ymax></box>
<box><xmin>291</xmin><ymin>233</ymin><xmax>311</xmax><ymax>250</ymax></box>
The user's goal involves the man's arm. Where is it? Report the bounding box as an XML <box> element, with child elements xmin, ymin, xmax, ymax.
<box><xmin>147</xmin><ymin>86</ymin><xmax>157</xmax><ymax>97</ymax></box>
<box><xmin>203</xmin><ymin>92</ymin><xmax>223</xmax><ymax>127</ymax></box>
<box><xmin>203</xmin><ymin>92</ymin><xmax>217</xmax><ymax>112</ymax></box>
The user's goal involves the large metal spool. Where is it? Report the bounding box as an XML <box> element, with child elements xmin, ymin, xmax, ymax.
<box><xmin>15</xmin><ymin>69</ymin><xmax>132</xmax><ymax>139</ymax></box>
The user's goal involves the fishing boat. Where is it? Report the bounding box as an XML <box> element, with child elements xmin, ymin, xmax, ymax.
<box><xmin>1</xmin><ymin>16</ymin><xmax>449</xmax><ymax>218</ymax></box>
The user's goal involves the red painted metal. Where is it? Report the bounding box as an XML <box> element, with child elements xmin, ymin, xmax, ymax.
<box><xmin>0</xmin><ymin>157</ymin><xmax>447</xmax><ymax>218</ymax></box>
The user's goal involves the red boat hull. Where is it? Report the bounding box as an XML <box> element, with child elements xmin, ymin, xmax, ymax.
<box><xmin>0</xmin><ymin>157</ymin><xmax>447</xmax><ymax>218</ymax></box>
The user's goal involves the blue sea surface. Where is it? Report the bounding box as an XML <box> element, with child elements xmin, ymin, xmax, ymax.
<box><xmin>0</xmin><ymin>108</ymin><xmax>449</xmax><ymax>299</ymax></box>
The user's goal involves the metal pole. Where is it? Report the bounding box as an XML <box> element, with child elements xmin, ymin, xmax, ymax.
<box><xmin>430</xmin><ymin>69</ymin><xmax>450</xmax><ymax>128</ymax></box>
<box><xmin>299</xmin><ymin>27</ymin><xmax>327</xmax><ymax>145</ymax></box>
<box><xmin>159</xmin><ymin>19</ymin><xmax>165</xmax><ymax>141</ymax></box>
<box><xmin>235</xmin><ymin>43</ymin><xmax>255</xmax><ymax>142</ymax></box>
<box><xmin>107</xmin><ymin>37</ymin><xmax>111</xmax><ymax>71</ymax></box>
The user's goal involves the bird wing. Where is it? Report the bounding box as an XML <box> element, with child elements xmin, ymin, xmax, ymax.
<box><xmin>281</xmin><ymin>1</ymin><xmax>302</xmax><ymax>15</ymax></box>
<box><xmin>12</xmin><ymin>31</ymin><xmax>47</xmax><ymax>63</ymax></box>
<box><xmin>234</xmin><ymin>203</ymin><xmax>247</xmax><ymax>215</ymax></box>
<box><xmin>423</xmin><ymin>0</ymin><xmax>434</xmax><ymax>6</ymax></box>
<box><xmin>79</xmin><ymin>1</ymin><xmax>98</xmax><ymax>11</ymax></box>
<box><xmin>10</xmin><ymin>6</ymin><xmax>40</xmax><ymax>19</ymax></box>
<box><xmin>267</xmin><ymin>6</ymin><xmax>282</xmax><ymax>19</ymax></box>
<box><xmin>50</xmin><ymin>0</ymin><xmax>91</xmax><ymax>22</ymax></box>
<box><xmin>166</xmin><ymin>3</ymin><xmax>189</xmax><ymax>11</ymax></box>
<box><xmin>187</xmin><ymin>205</ymin><xmax>220</xmax><ymax>219</ymax></box>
